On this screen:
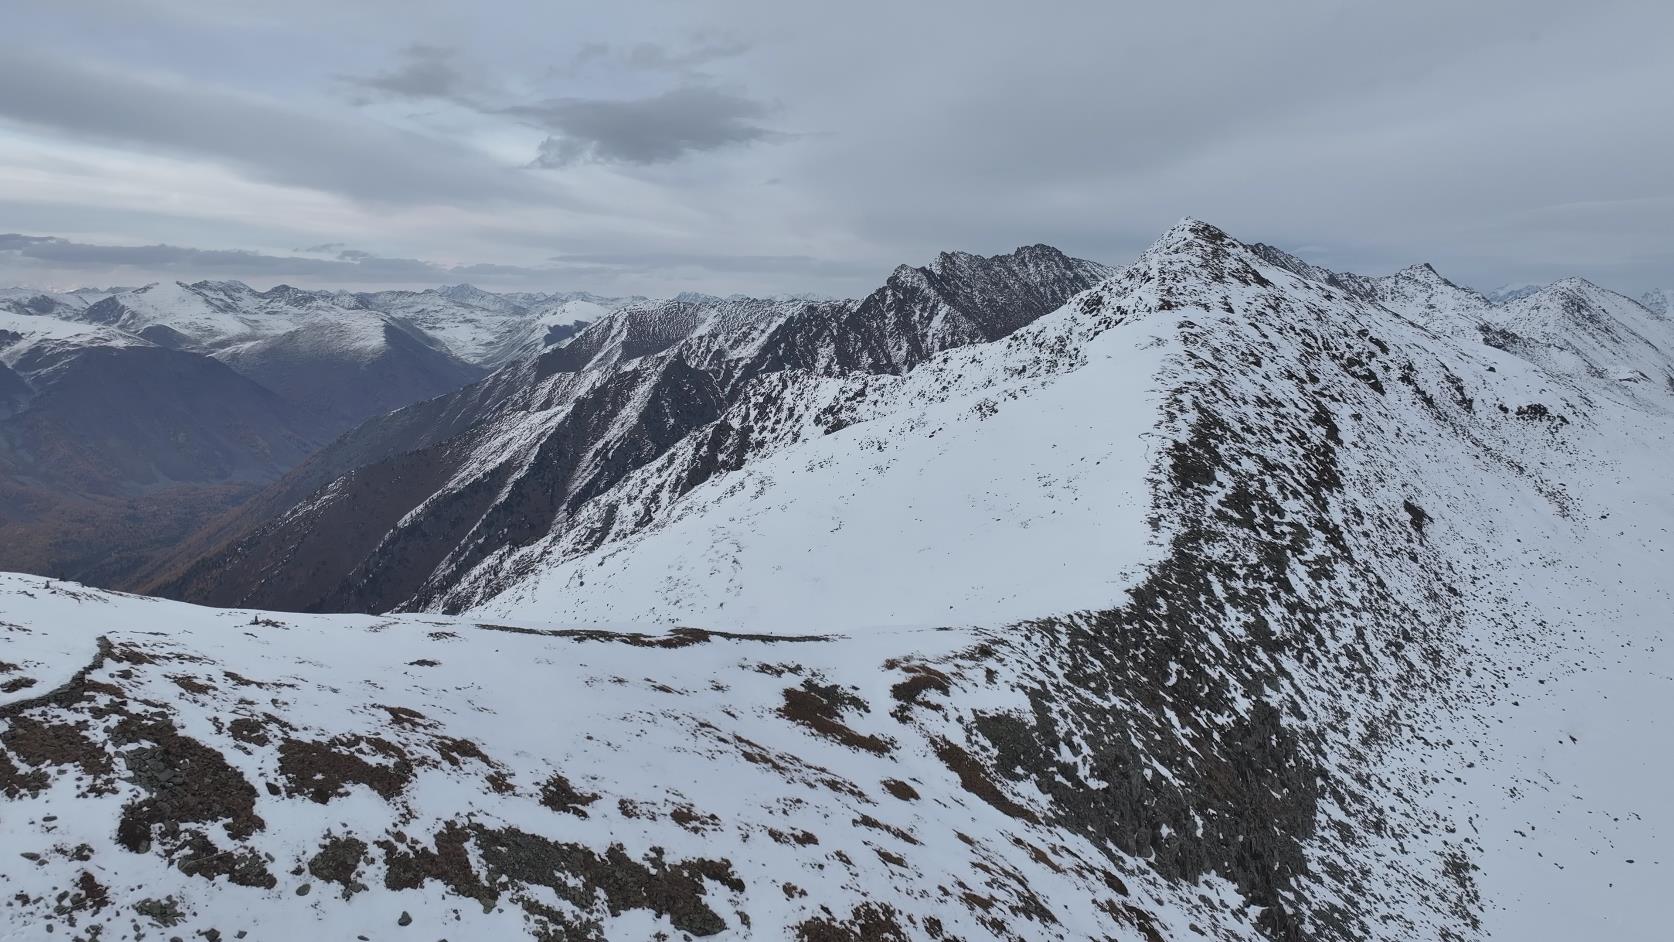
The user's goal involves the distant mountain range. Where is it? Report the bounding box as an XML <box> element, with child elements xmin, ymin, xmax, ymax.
<box><xmin>0</xmin><ymin>219</ymin><xmax>1668</xmax><ymax>941</ymax></box>
<box><xmin>0</xmin><ymin>281</ymin><xmax>622</xmax><ymax>583</ymax></box>
<box><xmin>140</xmin><ymin>244</ymin><xmax>1114</xmax><ymax>610</ymax></box>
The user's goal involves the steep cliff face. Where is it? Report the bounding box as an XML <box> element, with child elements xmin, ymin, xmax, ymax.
<box><xmin>1</xmin><ymin>220</ymin><xmax>1666</xmax><ymax>942</ymax></box>
<box><xmin>150</xmin><ymin>245</ymin><xmax>1111</xmax><ymax>612</ymax></box>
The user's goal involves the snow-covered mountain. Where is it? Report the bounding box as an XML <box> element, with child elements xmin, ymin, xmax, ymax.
<box><xmin>0</xmin><ymin>306</ymin><xmax>327</xmax><ymax>585</ymax></box>
<box><xmin>76</xmin><ymin>281</ymin><xmax>486</xmax><ymax>431</ymax></box>
<box><xmin>1479</xmin><ymin>282</ymin><xmax>1544</xmax><ymax>304</ymax></box>
<box><xmin>148</xmin><ymin>244</ymin><xmax>1115</xmax><ymax>611</ymax></box>
<box><xmin>351</xmin><ymin>285</ymin><xmax>633</xmax><ymax>368</ymax></box>
<box><xmin>3</xmin><ymin>219</ymin><xmax>1668</xmax><ymax>941</ymax></box>
<box><xmin>17</xmin><ymin>280</ymin><xmax>636</xmax><ymax>433</ymax></box>
<box><xmin>0</xmin><ymin>281</ymin><xmax>632</xmax><ymax>588</ymax></box>
<box><xmin>1484</xmin><ymin>277</ymin><xmax>1674</xmax><ymax>399</ymax></box>
<box><xmin>0</xmin><ymin>286</ymin><xmax>127</xmax><ymax>318</ymax></box>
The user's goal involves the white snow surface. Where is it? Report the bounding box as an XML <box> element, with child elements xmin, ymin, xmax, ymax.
<box><xmin>0</xmin><ymin>308</ymin><xmax>151</xmax><ymax>370</ymax></box>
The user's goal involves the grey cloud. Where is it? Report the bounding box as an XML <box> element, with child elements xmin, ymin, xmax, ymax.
<box><xmin>341</xmin><ymin>44</ymin><xmax>468</xmax><ymax>101</ymax></box>
<box><xmin>515</xmin><ymin>86</ymin><xmax>779</xmax><ymax>166</ymax></box>
<box><xmin>0</xmin><ymin>46</ymin><xmax>544</xmax><ymax>205</ymax></box>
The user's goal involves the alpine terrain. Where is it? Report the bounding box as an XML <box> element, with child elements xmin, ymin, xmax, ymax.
<box><xmin>0</xmin><ymin>282</ymin><xmax>618</xmax><ymax>585</ymax></box>
<box><xmin>0</xmin><ymin>220</ymin><xmax>1668</xmax><ymax>942</ymax></box>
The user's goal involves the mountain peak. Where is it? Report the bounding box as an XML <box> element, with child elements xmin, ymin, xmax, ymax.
<box><xmin>1152</xmin><ymin>216</ymin><xmax>1232</xmax><ymax>250</ymax></box>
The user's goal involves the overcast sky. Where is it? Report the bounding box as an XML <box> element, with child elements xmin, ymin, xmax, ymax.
<box><xmin>1</xmin><ymin>0</ymin><xmax>1670</xmax><ymax>297</ymax></box>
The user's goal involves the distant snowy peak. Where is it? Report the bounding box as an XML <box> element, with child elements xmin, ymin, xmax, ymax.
<box><xmin>0</xmin><ymin>286</ymin><xmax>128</xmax><ymax>314</ymax></box>
<box><xmin>357</xmin><ymin>286</ymin><xmax>633</xmax><ymax>367</ymax></box>
<box><xmin>1485</xmin><ymin>277</ymin><xmax>1674</xmax><ymax>397</ymax></box>
<box><xmin>81</xmin><ymin>280</ymin><xmax>340</xmax><ymax>349</ymax></box>
<box><xmin>0</xmin><ymin>308</ymin><xmax>151</xmax><ymax>372</ymax></box>
<box><xmin>1482</xmin><ymin>282</ymin><xmax>1545</xmax><ymax>304</ymax></box>
<box><xmin>1248</xmin><ymin>243</ymin><xmax>1489</xmax><ymax>336</ymax></box>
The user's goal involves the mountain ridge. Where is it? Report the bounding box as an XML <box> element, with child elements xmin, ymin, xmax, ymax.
<box><xmin>144</xmin><ymin>243</ymin><xmax>1113</xmax><ymax>610</ymax></box>
<box><xmin>1</xmin><ymin>218</ymin><xmax>1666</xmax><ymax>940</ymax></box>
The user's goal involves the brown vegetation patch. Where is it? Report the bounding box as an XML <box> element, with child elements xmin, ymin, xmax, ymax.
<box><xmin>227</xmin><ymin>716</ymin><xmax>270</xmax><ymax>746</ymax></box>
<box><xmin>889</xmin><ymin>665</ymin><xmax>952</xmax><ymax>708</ymax></box>
<box><xmin>794</xmin><ymin>902</ymin><xmax>911</xmax><ymax>942</ymax></box>
<box><xmin>380</xmin><ymin>705</ymin><xmax>430</xmax><ymax>728</ymax></box>
<box><xmin>671</xmin><ymin>803</ymin><xmax>722</xmax><ymax>833</ymax></box>
<box><xmin>778</xmin><ymin>680</ymin><xmax>893</xmax><ymax>755</ymax></box>
<box><xmin>853</xmin><ymin>814</ymin><xmax>919</xmax><ymax>845</ymax></box>
<box><xmin>932</xmin><ymin>739</ymin><xmax>1038</xmax><ymax>823</ymax></box>
<box><xmin>430</xmin><ymin>734</ymin><xmax>493</xmax><ymax>768</ymax></box>
<box><xmin>539</xmin><ymin>772</ymin><xmax>599</xmax><ymax>817</ymax></box>
<box><xmin>377</xmin><ymin>823</ymin><xmax>495</xmax><ymax>910</ymax></box>
<box><xmin>172</xmin><ymin>830</ymin><xmax>276</xmax><ymax>888</ymax></box>
<box><xmin>880</xmin><ymin>779</ymin><xmax>920</xmax><ymax>801</ymax></box>
<box><xmin>476</xmin><ymin>623</ymin><xmax>830</xmax><ymax>648</ymax></box>
<box><xmin>766</xmin><ymin>827</ymin><xmax>820</xmax><ymax>846</ymax></box>
<box><xmin>0</xmin><ymin>751</ymin><xmax>50</xmax><ymax>797</ymax></box>
<box><xmin>112</xmin><ymin>712</ymin><xmax>267</xmax><ymax>866</ymax></box>
<box><xmin>222</xmin><ymin>670</ymin><xmax>292</xmax><ymax>689</ymax></box>
<box><xmin>3</xmin><ymin>714</ymin><xmax>115</xmax><ymax>786</ymax></box>
<box><xmin>309</xmin><ymin>834</ymin><xmax>371</xmax><ymax>898</ymax></box>
<box><xmin>472</xmin><ymin>826</ymin><xmax>743</xmax><ymax>937</ymax></box>
<box><xmin>169</xmin><ymin>674</ymin><xmax>216</xmax><ymax>695</ymax></box>
<box><xmin>277</xmin><ymin>735</ymin><xmax>414</xmax><ymax>804</ymax></box>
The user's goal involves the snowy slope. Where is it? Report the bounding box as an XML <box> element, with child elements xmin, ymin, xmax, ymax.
<box><xmin>356</xmin><ymin>286</ymin><xmax>631</xmax><ymax>368</ymax></box>
<box><xmin>0</xmin><ymin>308</ymin><xmax>151</xmax><ymax>372</ymax></box>
<box><xmin>1484</xmin><ymin>277</ymin><xmax>1674</xmax><ymax>399</ymax></box>
<box><xmin>466</xmin><ymin>278</ymin><xmax>1170</xmax><ymax>629</ymax></box>
<box><xmin>2</xmin><ymin>219</ymin><xmax>1669</xmax><ymax>941</ymax></box>
<box><xmin>71</xmin><ymin>279</ymin><xmax>621</xmax><ymax>371</ymax></box>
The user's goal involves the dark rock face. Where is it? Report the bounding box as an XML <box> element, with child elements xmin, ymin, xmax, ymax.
<box><xmin>151</xmin><ymin>244</ymin><xmax>1111</xmax><ymax>612</ymax></box>
<box><xmin>744</xmin><ymin>246</ymin><xmax>1109</xmax><ymax>378</ymax></box>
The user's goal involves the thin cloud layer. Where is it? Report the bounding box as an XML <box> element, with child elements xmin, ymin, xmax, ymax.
<box><xmin>0</xmin><ymin>232</ymin><xmax>877</xmax><ymax>292</ymax></box>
